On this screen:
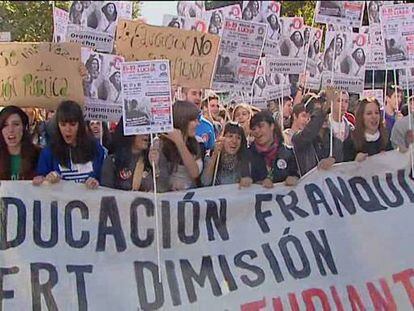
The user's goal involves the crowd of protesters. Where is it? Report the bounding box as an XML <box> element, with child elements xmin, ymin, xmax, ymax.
<box><xmin>1</xmin><ymin>77</ymin><xmax>413</xmax><ymax>192</ymax></box>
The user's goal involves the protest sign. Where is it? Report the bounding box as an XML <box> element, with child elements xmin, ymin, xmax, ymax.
<box><xmin>380</xmin><ymin>3</ymin><xmax>414</xmax><ymax>69</ymax></box>
<box><xmin>53</xmin><ymin>7</ymin><xmax>69</xmax><ymax>43</ymax></box>
<box><xmin>321</xmin><ymin>31</ymin><xmax>368</xmax><ymax>93</ymax></box>
<box><xmin>66</xmin><ymin>1</ymin><xmax>132</xmax><ymax>53</ymax></box>
<box><xmin>177</xmin><ymin>1</ymin><xmax>204</xmax><ymax>18</ymax></box>
<box><xmin>163</xmin><ymin>14</ymin><xmax>208</xmax><ymax>33</ymax></box>
<box><xmin>251</xmin><ymin>57</ymin><xmax>291</xmax><ymax>108</ymax></box>
<box><xmin>305</xmin><ymin>27</ymin><xmax>324</xmax><ymax>91</ymax></box>
<box><xmin>81</xmin><ymin>49</ymin><xmax>124</xmax><ymax>122</ymax></box>
<box><xmin>0</xmin><ymin>42</ymin><xmax>83</xmax><ymax>108</ymax></box>
<box><xmin>362</xmin><ymin>89</ymin><xmax>384</xmax><ymax>108</ymax></box>
<box><xmin>205</xmin><ymin>1</ymin><xmax>242</xmax><ymax>11</ymax></box>
<box><xmin>1</xmin><ymin>151</ymin><xmax>414</xmax><ymax>310</ymax></box>
<box><xmin>399</xmin><ymin>68</ymin><xmax>414</xmax><ymax>89</ymax></box>
<box><xmin>212</xmin><ymin>18</ymin><xmax>266</xmax><ymax>92</ymax></box>
<box><xmin>241</xmin><ymin>1</ymin><xmax>262</xmax><ymax>22</ymax></box>
<box><xmin>121</xmin><ymin>60</ymin><xmax>173</xmax><ymax>136</ymax></box>
<box><xmin>116</xmin><ymin>20</ymin><xmax>220</xmax><ymax>89</ymax></box>
<box><xmin>315</xmin><ymin>1</ymin><xmax>365</xmax><ymax>28</ymax></box>
<box><xmin>261</xmin><ymin>1</ymin><xmax>281</xmax><ymax>55</ymax></box>
<box><xmin>367</xmin><ymin>1</ymin><xmax>383</xmax><ymax>25</ymax></box>
<box><xmin>264</xmin><ymin>17</ymin><xmax>306</xmax><ymax>74</ymax></box>
<box><xmin>204</xmin><ymin>4</ymin><xmax>242</xmax><ymax>35</ymax></box>
<box><xmin>360</xmin><ymin>25</ymin><xmax>386</xmax><ymax>71</ymax></box>
<box><xmin>0</xmin><ymin>32</ymin><xmax>11</xmax><ymax>42</ymax></box>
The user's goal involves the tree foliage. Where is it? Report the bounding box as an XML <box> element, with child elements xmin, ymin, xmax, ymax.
<box><xmin>0</xmin><ymin>1</ymin><xmax>140</xmax><ymax>42</ymax></box>
<box><xmin>280</xmin><ymin>1</ymin><xmax>317</xmax><ymax>26</ymax></box>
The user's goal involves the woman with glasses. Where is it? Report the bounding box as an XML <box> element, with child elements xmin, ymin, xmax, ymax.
<box><xmin>158</xmin><ymin>101</ymin><xmax>203</xmax><ymax>192</ymax></box>
<box><xmin>100</xmin><ymin>119</ymin><xmax>159</xmax><ymax>191</ymax></box>
<box><xmin>202</xmin><ymin>122</ymin><xmax>252</xmax><ymax>187</ymax></box>
<box><xmin>343</xmin><ymin>97</ymin><xmax>392</xmax><ymax>162</ymax></box>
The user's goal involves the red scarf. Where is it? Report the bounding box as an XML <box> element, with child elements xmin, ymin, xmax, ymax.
<box><xmin>255</xmin><ymin>139</ymin><xmax>279</xmax><ymax>169</ymax></box>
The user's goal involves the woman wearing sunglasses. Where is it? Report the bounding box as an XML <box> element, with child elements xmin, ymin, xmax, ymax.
<box><xmin>202</xmin><ymin>122</ymin><xmax>252</xmax><ymax>187</ymax></box>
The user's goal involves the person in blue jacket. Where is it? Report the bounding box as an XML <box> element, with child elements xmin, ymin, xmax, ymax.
<box><xmin>33</xmin><ymin>100</ymin><xmax>105</xmax><ymax>189</ymax></box>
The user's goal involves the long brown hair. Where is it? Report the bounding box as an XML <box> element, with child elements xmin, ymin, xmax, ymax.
<box><xmin>352</xmin><ymin>97</ymin><xmax>388</xmax><ymax>152</ymax></box>
<box><xmin>0</xmin><ymin>106</ymin><xmax>39</xmax><ymax>180</ymax></box>
<box><xmin>161</xmin><ymin>101</ymin><xmax>201</xmax><ymax>171</ymax></box>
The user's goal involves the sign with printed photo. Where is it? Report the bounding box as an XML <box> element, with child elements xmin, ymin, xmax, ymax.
<box><xmin>321</xmin><ymin>31</ymin><xmax>368</xmax><ymax>93</ymax></box>
<box><xmin>163</xmin><ymin>14</ymin><xmax>208</xmax><ymax>33</ymax></box>
<box><xmin>212</xmin><ymin>18</ymin><xmax>267</xmax><ymax>92</ymax></box>
<box><xmin>121</xmin><ymin>60</ymin><xmax>173</xmax><ymax>135</ymax></box>
<box><xmin>315</xmin><ymin>1</ymin><xmax>365</xmax><ymax>28</ymax></box>
<box><xmin>66</xmin><ymin>1</ymin><xmax>132</xmax><ymax>53</ymax></box>
<box><xmin>380</xmin><ymin>3</ymin><xmax>414</xmax><ymax>69</ymax></box>
<box><xmin>81</xmin><ymin>48</ymin><xmax>124</xmax><ymax>122</ymax></box>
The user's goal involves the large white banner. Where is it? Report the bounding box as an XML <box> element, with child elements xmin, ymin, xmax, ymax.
<box><xmin>1</xmin><ymin>151</ymin><xmax>414</xmax><ymax>310</ymax></box>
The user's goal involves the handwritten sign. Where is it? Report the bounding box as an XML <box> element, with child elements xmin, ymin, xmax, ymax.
<box><xmin>0</xmin><ymin>42</ymin><xmax>83</xmax><ymax>109</ymax></box>
<box><xmin>115</xmin><ymin>19</ymin><xmax>220</xmax><ymax>89</ymax></box>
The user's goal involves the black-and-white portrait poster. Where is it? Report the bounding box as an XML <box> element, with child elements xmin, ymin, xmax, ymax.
<box><xmin>121</xmin><ymin>60</ymin><xmax>173</xmax><ymax>136</ymax></box>
<box><xmin>265</xmin><ymin>17</ymin><xmax>306</xmax><ymax>74</ymax></box>
<box><xmin>262</xmin><ymin>1</ymin><xmax>281</xmax><ymax>56</ymax></box>
<box><xmin>204</xmin><ymin>4</ymin><xmax>242</xmax><ymax>35</ymax></box>
<box><xmin>241</xmin><ymin>1</ymin><xmax>262</xmax><ymax>22</ymax></box>
<box><xmin>305</xmin><ymin>27</ymin><xmax>324</xmax><ymax>91</ymax></box>
<box><xmin>321</xmin><ymin>31</ymin><xmax>368</xmax><ymax>93</ymax></box>
<box><xmin>177</xmin><ymin>1</ymin><xmax>204</xmax><ymax>19</ymax></box>
<box><xmin>251</xmin><ymin>57</ymin><xmax>291</xmax><ymax>108</ymax></box>
<box><xmin>66</xmin><ymin>1</ymin><xmax>132</xmax><ymax>53</ymax></box>
<box><xmin>315</xmin><ymin>1</ymin><xmax>365</xmax><ymax>28</ymax></box>
<box><xmin>82</xmin><ymin>48</ymin><xmax>124</xmax><ymax>122</ymax></box>
<box><xmin>360</xmin><ymin>25</ymin><xmax>386</xmax><ymax>71</ymax></box>
<box><xmin>367</xmin><ymin>1</ymin><xmax>383</xmax><ymax>25</ymax></box>
<box><xmin>163</xmin><ymin>14</ymin><xmax>208</xmax><ymax>33</ymax></box>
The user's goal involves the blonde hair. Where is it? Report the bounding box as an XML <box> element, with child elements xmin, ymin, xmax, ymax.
<box><xmin>232</xmin><ymin>103</ymin><xmax>252</xmax><ymax>121</ymax></box>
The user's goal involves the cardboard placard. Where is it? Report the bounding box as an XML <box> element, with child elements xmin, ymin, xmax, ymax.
<box><xmin>115</xmin><ymin>19</ymin><xmax>220</xmax><ymax>89</ymax></box>
<box><xmin>0</xmin><ymin>42</ymin><xmax>83</xmax><ymax>108</ymax></box>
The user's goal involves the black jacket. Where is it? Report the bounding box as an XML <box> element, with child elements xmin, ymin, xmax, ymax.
<box><xmin>292</xmin><ymin>108</ymin><xmax>343</xmax><ymax>176</ymax></box>
<box><xmin>249</xmin><ymin>142</ymin><xmax>299</xmax><ymax>183</ymax></box>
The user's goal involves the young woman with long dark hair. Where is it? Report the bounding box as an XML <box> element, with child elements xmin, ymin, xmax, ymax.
<box><xmin>158</xmin><ymin>101</ymin><xmax>203</xmax><ymax>192</ymax></box>
<box><xmin>33</xmin><ymin>101</ymin><xmax>105</xmax><ymax>189</ymax></box>
<box><xmin>0</xmin><ymin>106</ymin><xmax>39</xmax><ymax>180</ymax></box>
<box><xmin>101</xmin><ymin>119</ymin><xmax>159</xmax><ymax>191</ymax></box>
<box><xmin>202</xmin><ymin>122</ymin><xmax>252</xmax><ymax>187</ymax></box>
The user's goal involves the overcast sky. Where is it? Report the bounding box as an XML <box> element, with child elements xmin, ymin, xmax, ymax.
<box><xmin>140</xmin><ymin>1</ymin><xmax>178</xmax><ymax>26</ymax></box>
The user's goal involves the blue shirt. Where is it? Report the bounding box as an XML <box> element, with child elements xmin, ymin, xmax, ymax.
<box><xmin>196</xmin><ymin>116</ymin><xmax>216</xmax><ymax>151</ymax></box>
<box><xmin>36</xmin><ymin>142</ymin><xmax>105</xmax><ymax>183</ymax></box>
